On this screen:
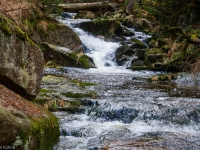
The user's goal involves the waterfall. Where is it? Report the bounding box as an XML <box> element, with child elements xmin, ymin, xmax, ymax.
<box><xmin>57</xmin><ymin>14</ymin><xmax>148</xmax><ymax>73</ymax></box>
<box><xmin>51</xmin><ymin>13</ymin><xmax>200</xmax><ymax>150</ymax></box>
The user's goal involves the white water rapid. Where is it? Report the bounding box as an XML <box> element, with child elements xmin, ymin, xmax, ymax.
<box><xmin>57</xmin><ymin>15</ymin><xmax>150</xmax><ymax>73</ymax></box>
<box><xmin>49</xmin><ymin>14</ymin><xmax>200</xmax><ymax>150</ymax></box>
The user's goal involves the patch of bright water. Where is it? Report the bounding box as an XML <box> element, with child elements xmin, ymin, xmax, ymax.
<box><xmin>49</xmin><ymin>67</ymin><xmax>200</xmax><ymax>150</ymax></box>
<box><xmin>52</xmin><ymin>15</ymin><xmax>200</xmax><ymax>149</ymax></box>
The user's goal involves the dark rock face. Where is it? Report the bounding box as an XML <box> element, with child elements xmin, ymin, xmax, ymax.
<box><xmin>0</xmin><ymin>29</ymin><xmax>44</xmax><ymax>100</ymax></box>
<box><xmin>76</xmin><ymin>19</ymin><xmax>124</xmax><ymax>38</ymax></box>
<box><xmin>31</xmin><ymin>24</ymin><xmax>83</xmax><ymax>52</ymax></box>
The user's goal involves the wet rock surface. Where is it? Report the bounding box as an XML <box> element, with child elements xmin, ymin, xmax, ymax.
<box><xmin>44</xmin><ymin>68</ymin><xmax>200</xmax><ymax>150</ymax></box>
<box><xmin>0</xmin><ymin>84</ymin><xmax>59</xmax><ymax>149</ymax></box>
<box><xmin>0</xmin><ymin>16</ymin><xmax>44</xmax><ymax>100</ymax></box>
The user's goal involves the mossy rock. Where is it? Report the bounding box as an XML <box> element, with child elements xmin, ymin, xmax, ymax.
<box><xmin>35</xmin><ymin>75</ymin><xmax>97</xmax><ymax>103</ymax></box>
<box><xmin>40</xmin><ymin>99</ymin><xmax>96</xmax><ymax>113</ymax></box>
<box><xmin>157</xmin><ymin>38</ymin><xmax>168</xmax><ymax>48</ymax></box>
<box><xmin>39</xmin><ymin>42</ymin><xmax>95</xmax><ymax>69</ymax></box>
<box><xmin>31</xmin><ymin>20</ymin><xmax>83</xmax><ymax>52</ymax></box>
<box><xmin>145</xmin><ymin>53</ymin><xmax>166</xmax><ymax>64</ymax></box>
<box><xmin>145</xmin><ymin>48</ymin><xmax>161</xmax><ymax>55</ymax></box>
<box><xmin>135</xmin><ymin>49</ymin><xmax>147</xmax><ymax>59</ymax></box>
<box><xmin>145</xmin><ymin>48</ymin><xmax>166</xmax><ymax>65</ymax></box>
<box><xmin>75</xmin><ymin>11</ymin><xmax>95</xmax><ymax>19</ymax></box>
<box><xmin>150</xmin><ymin>74</ymin><xmax>178</xmax><ymax>81</ymax></box>
<box><xmin>161</xmin><ymin>44</ymin><xmax>171</xmax><ymax>53</ymax></box>
<box><xmin>0</xmin><ymin>14</ymin><xmax>44</xmax><ymax>100</ymax></box>
<box><xmin>0</xmin><ymin>85</ymin><xmax>59</xmax><ymax>150</ymax></box>
<box><xmin>61</xmin><ymin>91</ymin><xmax>97</xmax><ymax>99</ymax></box>
<box><xmin>129</xmin><ymin>65</ymin><xmax>150</xmax><ymax>71</ymax></box>
<box><xmin>115</xmin><ymin>45</ymin><xmax>135</xmax><ymax>65</ymax></box>
<box><xmin>130</xmin><ymin>38</ymin><xmax>147</xmax><ymax>49</ymax></box>
<box><xmin>132</xmin><ymin>59</ymin><xmax>145</xmax><ymax>66</ymax></box>
<box><xmin>77</xmin><ymin>19</ymin><xmax>124</xmax><ymax>38</ymax></box>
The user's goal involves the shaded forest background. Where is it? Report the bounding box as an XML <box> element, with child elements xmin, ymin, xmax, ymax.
<box><xmin>1</xmin><ymin>0</ymin><xmax>200</xmax><ymax>72</ymax></box>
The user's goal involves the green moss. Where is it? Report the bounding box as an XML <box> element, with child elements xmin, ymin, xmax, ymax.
<box><xmin>78</xmin><ymin>56</ymin><xmax>91</xmax><ymax>69</ymax></box>
<box><xmin>33</xmin><ymin>99</ymin><xmax>48</xmax><ymax>105</ymax></box>
<box><xmin>141</xmin><ymin>5</ymin><xmax>168</xmax><ymax>22</ymax></box>
<box><xmin>0</xmin><ymin>21</ymin><xmax>12</xmax><ymax>36</ymax></box>
<box><xmin>15</xmin><ymin>108</ymin><xmax>59</xmax><ymax>150</ymax></box>
<box><xmin>29</xmin><ymin>115</ymin><xmax>59</xmax><ymax>150</ymax></box>
<box><xmin>67</xmin><ymin>52</ymin><xmax>94</xmax><ymax>69</ymax></box>
<box><xmin>47</xmin><ymin>23</ymin><xmax>60</xmax><ymax>31</ymax></box>
<box><xmin>0</xmin><ymin>15</ymin><xmax>35</xmax><ymax>45</ymax></box>
<box><xmin>129</xmin><ymin>66</ymin><xmax>150</xmax><ymax>70</ymax></box>
<box><xmin>146</xmin><ymin>48</ymin><xmax>161</xmax><ymax>54</ymax></box>
<box><xmin>40</xmin><ymin>88</ymin><xmax>52</xmax><ymax>93</ymax></box>
<box><xmin>69</xmin><ymin>100</ymin><xmax>82</xmax><ymax>107</ymax></box>
<box><xmin>164</xmin><ymin>52</ymin><xmax>183</xmax><ymax>71</ymax></box>
<box><xmin>70</xmin><ymin>80</ymin><xmax>97</xmax><ymax>88</ymax></box>
<box><xmin>62</xmin><ymin>92</ymin><xmax>96</xmax><ymax>98</ymax></box>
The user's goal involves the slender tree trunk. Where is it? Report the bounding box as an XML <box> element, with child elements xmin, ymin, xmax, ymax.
<box><xmin>126</xmin><ymin>0</ymin><xmax>136</xmax><ymax>15</ymax></box>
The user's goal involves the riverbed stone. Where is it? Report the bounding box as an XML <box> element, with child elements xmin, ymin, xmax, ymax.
<box><xmin>0</xmin><ymin>15</ymin><xmax>44</xmax><ymax>100</ymax></box>
<box><xmin>135</xmin><ymin>48</ymin><xmax>147</xmax><ymax>59</ymax></box>
<box><xmin>31</xmin><ymin>22</ymin><xmax>83</xmax><ymax>52</ymax></box>
<box><xmin>75</xmin><ymin>11</ymin><xmax>95</xmax><ymax>19</ymax></box>
<box><xmin>77</xmin><ymin>19</ymin><xmax>124</xmax><ymax>38</ymax></box>
<box><xmin>0</xmin><ymin>84</ymin><xmax>59</xmax><ymax>149</ymax></box>
<box><xmin>39</xmin><ymin>42</ymin><xmax>95</xmax><ymax>68</ymax></box>
<box><xmin>130</xmin><ymin>38</ymin><xmax>147</xmax><ymax>49</ymax></box>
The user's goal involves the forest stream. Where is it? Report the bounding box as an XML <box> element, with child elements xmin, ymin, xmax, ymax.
<box><xmin>44</xmin><ymin>14</ymin><xmax>200</xmax><ymax>150</ymax></box>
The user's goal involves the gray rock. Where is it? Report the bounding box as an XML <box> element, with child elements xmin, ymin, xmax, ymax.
<box><xmin>0</xmin><ymin>20</ymin><xmax>44</xmax><ymax>100</ymax></box>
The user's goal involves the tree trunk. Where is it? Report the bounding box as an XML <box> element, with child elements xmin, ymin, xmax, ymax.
<box><xmin>58</xmin><ymin>2</ymin><xmax>109</xmax><ymax>12</ymax></box>
<box><xmin>126</xmin><ymin>0</ymin><xmax>136</xmax><ymax>15</ymax></box>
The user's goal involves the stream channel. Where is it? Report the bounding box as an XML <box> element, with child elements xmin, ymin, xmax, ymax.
<box><xmin>47</xmin><ymin>14</ymin><xmax>200</xmax><ymax>149</ymax></box>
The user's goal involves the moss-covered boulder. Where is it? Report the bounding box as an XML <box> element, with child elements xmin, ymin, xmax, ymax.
<box><xmin>35</xmin><ymin>75</ymin><xmax>97</xmax><ymax>113</ymax></box>
<box><xmin>150</xmin><ymin>73</ymin><xmax>178</xmax><ymax>81</ymax></box>
<box><xmin>31</xmin><ymin>21</ymin><xmax>83</xmax><ymax>52</ymax></box>
<box><xmin>75</xmin><ymin>11</ymin><xmax>95</xmax><ymax>19</ymax></box>
<box><xmin>135</xmin><ymin>48</ymin><xmax>147</xmax><ymax>59</ymax></box>
<box><xmin>0</xmin><ymin>84</ymin><xmax>59</xmax><ymax>150</ymax></box>
<box><xmin>115</xmin><ymin>45</ymin><xmax>135</xmax><ymax>65</ymax></box>
<box><xmin>0</xmin><ymin>15</ymin><xmax>44</xmax><ymax>100</ymax></box>
<box><xmin>145</xmin><ymin>48</ymin><xmax>166</xmax><ymax>64</ymax></box>
<box><xmin>39</xmin><ymin>42</ymin><xmax>95</xmax><ymax>68</ymax></box>
<box><xmin>77</xmin><ymin>19</ymin><xmax>124</xmax><ymax>38</ymax></box>
<box><xmin>157</xmin><ymin>38</ymin><xmax>168</xmax><ymax>48</ymax></box>
<box><xmin>130</xmin><ymin>38</ymin><xmax>147</xmax><ymax>49</ymax></box>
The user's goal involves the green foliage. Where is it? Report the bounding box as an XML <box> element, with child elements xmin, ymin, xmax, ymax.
<box><xmin>146</xmin><ymin>48</ymin><xmax>161</xmax><ymax>54</ymax></box>
<box><xmin>153</xmin><ymin>0</ymin><xmax>200</xmax><ymax>25</ymax></box>
<box><xmin>62</xmin><ymin>92</ymin><xmax>97</xmax><ymax>98</ymax></box>
<box><xmin>141</xmin><ymin>5</ymin><xmax>168</xmax><ymax>23</ymax></box>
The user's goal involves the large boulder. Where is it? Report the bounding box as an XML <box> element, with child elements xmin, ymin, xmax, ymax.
<box><xmin>31</xmin><ymin>21</ymin><xmax>83</xmax><ymax>52</ymax></box>
<box><xmin>76</xmin><ymin>19</ymin><xmax>124</xmax><ymax>38</ymax></box>
<box><xmin>39</xmin><ymin>42</ymin><xmax>95</xmax><ymax>68</ymax></box>
<box><xmin>0</xmin><ymin>15</ymin><xmax>44</xmax><ymax>100</ymax></box>
<box><xmin>0</xmin><ymin>84</ymin><xmax>59</xmax><ymax>149</ymax></box>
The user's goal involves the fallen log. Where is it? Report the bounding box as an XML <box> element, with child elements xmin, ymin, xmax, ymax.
<box><xmin>58</xmin><ymin>2</ymin><xmax>114</xmax><ymax>12</ymax></box>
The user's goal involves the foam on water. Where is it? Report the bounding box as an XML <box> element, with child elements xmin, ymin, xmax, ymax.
<box><xmin>58</xmin><ymin>17</ymin><xmax>143</xmax><ymax>73</ymax></box>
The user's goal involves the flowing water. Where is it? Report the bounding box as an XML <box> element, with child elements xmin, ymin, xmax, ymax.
<box><xmin>51</xmin><ymin>15</ymin><xmax>200</xmax><ymax>149</ymax></box>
